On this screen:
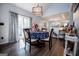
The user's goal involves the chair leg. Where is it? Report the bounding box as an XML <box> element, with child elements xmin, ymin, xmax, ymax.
<box><xmin>49</xmin><ymin>41</ymin><xmax>51</xmax><ymax>50</ymax></box>
<box><xmin>51</xmin><ymin>40</ymin><xmax>52</xmax><ymax>47</ymax></box>
<box><xmin>50</xmin><ymin>41</ymin><xmax>52</xmax><ymax>47</ymax></box>
<box><xmin>49</xmin><ymin>41</ymin><xmax>52</xmax><ymax>50</ymax></box>
<box><xmin>29</xmin><ymin>43</ymin><xmax>31</xmax><ymax>52</ymax></box>
<box><xmin>25</xmin><ymin>42</ymin><xmax>26</xmax><ymax>50</ymax></box>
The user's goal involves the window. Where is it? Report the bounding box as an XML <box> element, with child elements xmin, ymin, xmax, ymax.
<box><xmin>23</xmin><ymin>17</ymin><xmax>31</xmax><ymax>28</ymax></box>
<box><xmin>18</xmin><ymin>15</ymin><xmax>32</xmax><ymax>39</ymax></box>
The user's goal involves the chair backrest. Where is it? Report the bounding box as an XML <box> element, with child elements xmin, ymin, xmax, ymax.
<box><xmin>51</xmin><ymin>28</ymin><xmax>57</xmax><ymax>37</ymax></box>
<box><xmin>59</xmin><ymin>30</ymin><xmax>65</xmax><ymax>39</ymax></box>
<box><xmin>42</xmin><ymin>28</ymin><xmax>47</xmax><ymax>32</ymax></box>
<box><xmin>49</xmin><ymin>28</ymin><xmax>54</xmax><ymax>41</ymax></box>
<box><xmin>23</xmin><ymin>28</ymin><xmax>31</xmax><ymax>41</ymax></box>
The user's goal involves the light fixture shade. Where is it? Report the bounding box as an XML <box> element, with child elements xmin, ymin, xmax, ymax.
<box><xmin>32</xmin><ymin>4</ymin><xmax>43</xmax><ymax>16</ymax></box>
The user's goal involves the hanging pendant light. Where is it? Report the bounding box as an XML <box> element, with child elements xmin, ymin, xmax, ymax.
<box><xmin>32</xmin><ymin>4</ymin><xmax>43</xmax><ymax>16</ymax></box>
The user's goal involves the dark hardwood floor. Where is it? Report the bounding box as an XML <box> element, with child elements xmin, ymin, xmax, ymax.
<box><xmin>0</xmin><ymin>38</ymin><xmax>65</xmax><ymax>56</ymax></box>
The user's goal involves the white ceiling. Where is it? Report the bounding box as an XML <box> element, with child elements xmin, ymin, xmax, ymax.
<box><xmin>12</xmin><ymin>3</ymin><xmax>50</xmax><ymax>12</ymax></box>
<box><xmin>12</xmin><ymin>3</ymin><xmax>70</xmax><ymax>17</ymax></box>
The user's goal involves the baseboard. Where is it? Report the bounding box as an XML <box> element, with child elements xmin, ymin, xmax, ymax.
<box><xmin>0</xmin><ymin>43</ymin><xmax>10</xmax><ymax>48</ymax></box>
<box><xmin>0</xmin><ymin>41</ymin><xmax>17</xmax><ymax>47</ymax></box>
<box><xmin>0</xmin><ymin>42</ymin><xmax>9</xmax><ymax>45</ymax></box>
<box><xmin>9</xmin><ymin>41</ymin><xmax>17</xmax><ymax>44</ymax></box>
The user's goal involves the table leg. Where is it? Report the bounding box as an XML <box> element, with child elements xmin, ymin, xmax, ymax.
<box><xmin>74</xmin><ymin>41</ymin><xmax>77</xmax><ymax>56</ymax></box>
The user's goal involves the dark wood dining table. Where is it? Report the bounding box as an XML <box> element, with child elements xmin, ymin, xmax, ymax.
<box><xmin>30</xmin><ymin>31</ymin><xmax>49</xmax><ymax>47</ymax></box>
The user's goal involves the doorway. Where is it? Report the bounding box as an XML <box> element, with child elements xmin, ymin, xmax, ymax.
<box><xmin>18</xmin><ymin>15</ymin><xmax>32</xmax><ymax>48</ymax></box>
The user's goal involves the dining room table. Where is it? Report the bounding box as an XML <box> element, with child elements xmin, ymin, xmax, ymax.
<box><xmin>30</xmin><ymin>31</ymin><xmax>49</xmax><ymax>47</ymax></box>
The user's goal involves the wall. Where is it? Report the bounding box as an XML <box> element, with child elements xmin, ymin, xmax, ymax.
<box><xmin>32</xmin><ymin>20</ymin><xmax>48</xmax><ymax>30</ymax></box>
<box><xmin>0</xmin><ymin>3</ymin><xmax>43</xmax><ymax>44</ymax></box>
<box><xmin>73</xmin><ymin>9</ymin><xmax>79</xmax><ymax>36</ymax></box>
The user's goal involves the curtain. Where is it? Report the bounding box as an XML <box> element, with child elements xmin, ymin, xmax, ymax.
<box><xmin>9</xmin><ymin>12</ymin><xmax>18</xmax><ymax>43</ymax></box>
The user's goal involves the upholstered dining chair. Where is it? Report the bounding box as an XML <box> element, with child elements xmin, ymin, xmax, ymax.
<box><xmin>23</xmin><ymin>28</ymin><xmax>36</xmax><ymax>52</ymax></box>
<box><xmin>41</xmin><ymin>28</ymin><xmax>47</xmax><ymax>32</ymax></box>
<box><xmin>51</xmin><ymin>29</ymin><xmax>58</xmax><ymax>39</ymax></box>
<box><xmin>42</xmin><ymin>28</ymin><xmax>55</xmax><ymax>50</ymax></box>
<box><xmin>59</xmin><ymin>30</ymin><xmax>65</xmax><ymax>40</ymax></box>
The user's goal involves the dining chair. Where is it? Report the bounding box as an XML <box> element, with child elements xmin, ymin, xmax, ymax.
<box><xmin>42</xmin><ymin>28</ymin><xmax>54</xmax><ymax>50</ymax></box>
<box><xmin>41</xmin><ymin>28</ymin><xmax>47</xmax><ymax>32</ymax></box>
<box><xmin>23</xmin><ymin>28</ymin><xmax>36</xmax><ymax>52</ymax></box>
<box><xmin>51</xmin><ymin>29</ymin><xmax>58</xmax><ymax>39</ymax></box>
<box><xmin>59</xmin><ymin>30</ymin><xmax>65</xmax><ymax>40</ymax></box>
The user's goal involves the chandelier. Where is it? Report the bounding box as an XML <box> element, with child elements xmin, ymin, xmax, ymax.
<box><xmin>32</xmin><ymin>4</ymin><xmax>43</xmax><ymax>16</ymax></box>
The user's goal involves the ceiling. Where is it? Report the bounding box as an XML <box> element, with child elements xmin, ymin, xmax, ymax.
<box><xmin>43</xmin><ymin>12</ymin><xmax>69</xmax><ymax>21</ymax></box>
<box><xmin>12</xmin><ymin>3</ymin><xmax>70</xmax><ymax>17</ymax></box>
<box><xmin>12</xmin><ymin>3</ymin><xmax>50</xmax><ymax>12</ymax></box>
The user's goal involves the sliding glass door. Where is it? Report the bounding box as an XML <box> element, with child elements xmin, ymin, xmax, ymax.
<box><xmin>18</xmin><ymin>15</ymin><xmax>24</xmax><ymax>39</ymax></box>
<box><xmin>23</xmin><ymin>17</ymin><xmax>32</xmax><ymax>29</ymax></box>
<box><xmin>18</xmin><ymin>15</ymin><xmax>32</xmax><ymax>40</ymax></box>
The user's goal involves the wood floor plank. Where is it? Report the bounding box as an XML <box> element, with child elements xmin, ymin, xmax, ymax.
<box><xmin>0</xmin><ymin>38</ymin><xmax>64</xmax><ymax>56</ymax></box>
